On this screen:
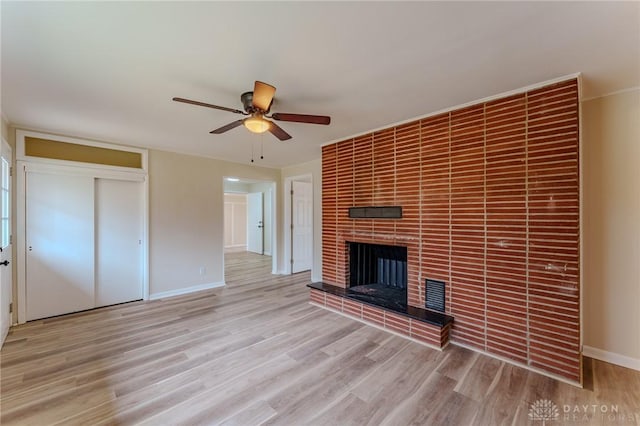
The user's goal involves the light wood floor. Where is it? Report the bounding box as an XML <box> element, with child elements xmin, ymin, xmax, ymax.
<box><xmin>1</xmin><ymin>252</ymin><xmax>639</xmax><ymax>425</ymax></box>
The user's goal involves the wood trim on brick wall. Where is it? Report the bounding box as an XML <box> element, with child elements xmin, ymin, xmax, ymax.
<box><xmin>321</xmin><ymin>78</ymin><xmax>580</xmax><ymax>384</ymax></box>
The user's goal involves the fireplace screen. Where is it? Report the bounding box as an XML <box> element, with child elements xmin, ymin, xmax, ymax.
<box><xmin>348</xmin><ymin>242</ymin><xmax>407</xmax><ymax>309</ymax></box>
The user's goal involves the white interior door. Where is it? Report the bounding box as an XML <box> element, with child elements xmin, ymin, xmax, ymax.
<box><xmin>247</xmin><ymin>192</ymin><xmax>263</xmax><ymax>254</ymax></box>
<box><xmin>0</xmin><ymin>140</ymin><xmax>12</xmax><ymax>345</ymax></box>
<box><xmin>224</xmin><ymin>193</ymin><xmax>247</xmax><ymax>250</ymax></box>
<box><xmin>292</xmin><ymin>181</ymin><xmax>313</xmax><ymax>273</ymax></box>
<box><xmin>95</xmin><ymin>178</ymin><xmax>143</xmax><ymax>306</ymax></box>
<box><xmin>26</xmin><ymin>172</ymin><xmax>95</xmax><ymax>321</ymax></box>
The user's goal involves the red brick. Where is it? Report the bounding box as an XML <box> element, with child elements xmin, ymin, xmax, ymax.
<box><xmin>321</xmin><ymin>78</ymin><xmax>580</xmax><ymax>383</ymax></box>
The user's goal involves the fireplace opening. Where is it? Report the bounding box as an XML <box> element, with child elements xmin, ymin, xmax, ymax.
<box><xmin>347</xmin><ymin>242</ymin><xmax>407</xmax><ymax>310</ymax></box>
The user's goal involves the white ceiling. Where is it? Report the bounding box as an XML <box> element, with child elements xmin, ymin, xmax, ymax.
<box><xmin>2</xmin><ymin>2</ymin><xmax>639</xmax><ymax>168</ymax></box>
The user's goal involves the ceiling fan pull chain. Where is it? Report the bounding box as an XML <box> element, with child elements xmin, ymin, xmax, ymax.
<box><xmin>260</xmin><ymin>134</ymin><xmax>264</xmax><ymax>160</ymax></box>
<box><xmin>250</xmin><ymin>139</ymin><xmax>255</xmax><ymax>163</ymax></box>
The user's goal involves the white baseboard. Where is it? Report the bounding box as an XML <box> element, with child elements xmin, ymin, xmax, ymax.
<box><xmin>149</xmin><ymin>281</ymin><xmax>225</xmax><ymax>300</ymax></box>
<box><xmin>582</xmin><ymin>345</ymin><xmax>640</xmax><ymax>371</ymax></box>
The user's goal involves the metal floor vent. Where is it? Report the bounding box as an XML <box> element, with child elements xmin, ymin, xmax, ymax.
<box><xmin>425</xmin><ymin>279</ymin><xmax>445</xmax><ymax>312</ymax></box>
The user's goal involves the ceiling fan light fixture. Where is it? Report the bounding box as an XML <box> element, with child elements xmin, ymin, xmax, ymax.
<box><xmin>244</xmin><ymin>115</ymin><xmax>270</xmax><ymax>134</ymax></box>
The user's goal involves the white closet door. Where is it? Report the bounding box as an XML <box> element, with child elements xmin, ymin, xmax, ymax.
<box><xmin>95</xmin><ymin>178</ymin><xmax>143</xmax><ymax>306</ymax></box>
<box><xmin>26</xmin><ymin>172</ymin><xmax>95</xmax><ymax>321</ymax></box>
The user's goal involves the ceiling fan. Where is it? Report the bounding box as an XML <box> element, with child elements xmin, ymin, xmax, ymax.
<box><xmin>173</xmin><ymin>81</ymin><xmax>331</xmax><ymax>141</ymax></box>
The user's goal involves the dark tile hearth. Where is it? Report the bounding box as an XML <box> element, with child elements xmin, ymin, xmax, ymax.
<box><xmin>347</xmin><ymin>283</ymin><xmax>407</xmax><ymax>311</ymax></box>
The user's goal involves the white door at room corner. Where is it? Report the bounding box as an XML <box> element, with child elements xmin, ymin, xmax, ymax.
<box><xmin>26</xmin><ymin>172</ymin><xmax>95</xmax><ymax>321</ymax></box>
<box><xmin>247</xmin><ymin>192</ymin><xmax>264</xmax><ymax>255</ymax></box>
<box><xmin>0</xmin><ymin>140</ymin><xmax>12</xmax><ymax>345</ymax></box>
<box><xmin>292</xmin><ymin>181</ymin><xmax>312</xmax><ymax>273</ymax></box>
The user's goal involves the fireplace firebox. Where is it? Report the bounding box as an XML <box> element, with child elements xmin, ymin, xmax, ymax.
<box><xmin>347</xmin><ymin>242</ymin><xmax>407</xmax><ymax>310</ymax></box>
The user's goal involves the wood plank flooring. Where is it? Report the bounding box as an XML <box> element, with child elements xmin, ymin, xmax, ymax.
<box><xmin>1</xmin><ymin>252</ymin><xmax>639</xmax><ymax>425</ymax></box>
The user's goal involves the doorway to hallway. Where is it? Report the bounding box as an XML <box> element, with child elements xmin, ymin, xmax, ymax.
<box><xmin>223</xmin><ymin>177</ymin><xmax>276</xmax><ymax>274</ymax></box>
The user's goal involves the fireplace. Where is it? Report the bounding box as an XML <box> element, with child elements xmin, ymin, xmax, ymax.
<box><xmin>347</xmin><ymin>242</ymin><xmax>408</xmax><ymax>310</ymax></box>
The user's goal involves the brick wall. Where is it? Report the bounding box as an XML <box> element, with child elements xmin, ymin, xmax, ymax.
<box><xmin>321</xmin><ymin>78</ymin><xmax>580</xmax><ymax>383</ymax></box>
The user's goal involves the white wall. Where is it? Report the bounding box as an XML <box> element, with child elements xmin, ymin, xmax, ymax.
<box><xmin>281</xmin><ymin>158</ymin><xmax>322</xmax><ymax>282</ymax></box>
<box><xmin>582</xmin><ymin>88</ymin><xmax>640</xmax><ymax>370</ymax></box>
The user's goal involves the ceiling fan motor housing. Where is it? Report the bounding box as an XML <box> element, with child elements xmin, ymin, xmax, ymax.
<box><xmin>241</xmin><ymin>91</ymin><xmax>259</xmax><ymax>113</ymax></box>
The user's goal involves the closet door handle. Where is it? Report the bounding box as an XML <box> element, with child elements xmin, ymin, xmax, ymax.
<box><xmin>0</xmin><ymin>260</ymin><xmax>9</xmax><ymax>266</ymax></box>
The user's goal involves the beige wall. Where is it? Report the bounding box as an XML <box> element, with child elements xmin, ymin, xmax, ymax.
<box><xmin>148</xmin><ymin>149</ymin><xmax>280</xmax><ymax>296</ymax></box>
<box><xmin>1</xmin><ymin>117</ymin><xmax>16</xmax><ymax>151</ymax></box>
<box><xmin>281</xmin><ymin>158</ymin><xmax>322</xmax><ymax>282</ymax></box>
<box><xmin>583</xmin><ymin>89</ymin><xmax>640</xmax><ymax>367</ymax></box>
<box><xmin>1</xmin><ymin>117</ymin><xmax>9</xmax><ymax>142</ymax></box>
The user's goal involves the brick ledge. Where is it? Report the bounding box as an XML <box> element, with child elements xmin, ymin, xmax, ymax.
<box><xmin>308</xmin><ymin>282</ymin><xmax>453</xmax><ymax>327</ymax></box>
<box><xmin>309</xmin><ymin>287</ymin><xmax>451</xmax><ymax>349</ymax></box>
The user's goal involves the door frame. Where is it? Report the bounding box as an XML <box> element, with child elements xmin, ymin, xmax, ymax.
<box><xmin>15</xmin><ymin>130</ymin><xmax>149</xmax><ymax>324</ymax></box>
<box><xmin>222</xmin><ymin>178</ymin><xmax>277</xmax><ymax>276</ymax></box>
<box><xmin>283</xmin><ymin>173</ymin><xmax>313</xmax><ymax>276</ymax></box>
<box><xmin>0</xmin><ymin>137</ymin><xmax>12</xmax><ymax>345</ymax></box>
